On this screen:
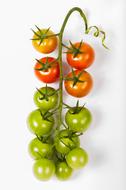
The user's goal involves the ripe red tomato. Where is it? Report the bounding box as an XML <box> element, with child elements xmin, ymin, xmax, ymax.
<box><xmin>34</xmin><ymin>57</ymin><xmax>60</xmax><ymax>83</ymax></box>
<box><xmin>66</xmin><ymin>42</ymin><xmax>95</xmax><ymax>70</ymax></box>
<box><xmin>64</xmin><ymin>69</ymin><xmax>93</xmax><ymax>97</ymax></box>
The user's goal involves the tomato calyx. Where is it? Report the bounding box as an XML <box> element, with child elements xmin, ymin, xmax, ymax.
<box><xmin>63</xmin><ymin>100</ymin><xmax>86</xmax><ymax>114</ymax></box>
<box><xmin>31</xmin><ymin>26</ymin><xmax>51</xmax><ymax>45</ymax></box>
<box><xmin>36</xmin><ymin>84</ymin><xmax>59</xmax><ymax>102</ymax></box>
<box><xmin>55</xmin><ymin>151</ymin><xmax>66</xmax><ymax>162</ymax></box>
<box><xmin>63</xmin><ymin>40</ymin><xmax>84</xmax><ymax>58</ymax></box>
<box><xmin>35</xmin><ymin>57</ymin><xmax>58</xmax><ymax>72</ymax></box>
<box><xmin>36</xmin><ymin>134</ymin><xmax>49</xmax><ymax>143</ymax></box>
<box><xmin>55</xmin><ymin>129</ymin><xmax>82</xmax><ymax>155</ymax></box>
<box><xmin>39</xmin><ymin>109</ymin><xmax>56</xmax><ymax>122</ymax></box>
<box><xmin>31</xmin><ymin>25</ymin><xmax>59</xmax><ymax>46</ymax></box>
<box><xmin>60</xmin><ymin>130</ymin><xmax>83</xmax><ymax>139</ymax></box>
<box><xmin>57</xmin><ymin>129</ymin><xmax>82</xmax><ymax>143</ymax></box>
<box><xmin>35</xmin><ymin>135</ymin><xmax>54</xmax><ymax>150</ymax></box>
<box><xmin>64</xmin><ymin>69</ymin><xmax>86</xmax><ymax>87</ymax></box>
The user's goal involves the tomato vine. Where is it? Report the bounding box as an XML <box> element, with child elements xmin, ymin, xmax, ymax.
<box><xmin>57</xmin><ymin>6</ymin><xmax>107</xmax><ymax>131</ymax></box>
<box><xmin>28</xmin><ymin>6</ymin><xmax>108</xmax><ymax>181</ymax></box>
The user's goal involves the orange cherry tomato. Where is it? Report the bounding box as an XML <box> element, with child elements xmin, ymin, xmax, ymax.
<box><xmin>32</xmin><ymin>28</ymin><xmax>57</xmax><ymax>54</ymax></box>
<box><xmin>66</xmin><ymin>42</ymin><xmax>95</xmax><ymax>70</ymax></box>
<box><xmin>64</xmin><ymin>70</ymin><xmax>93</xmax><ymax>97</ymax></box>
<box><xmin>34</xmin><ymin>57</ymin><xmax>60</xmax><ymax>83</ymax></box>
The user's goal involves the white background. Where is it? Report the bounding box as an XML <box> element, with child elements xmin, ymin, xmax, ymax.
<box><xmin>0</xmin><ymin>0</ymin><xmax>125</xmax><ymax>189</ymax></box>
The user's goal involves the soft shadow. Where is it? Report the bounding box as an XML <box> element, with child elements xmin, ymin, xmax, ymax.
<box><xmin>62</xmin><ymin>61</ymin><xmax>71</xmax><ymax>76</ymax></box>
<box><xmin>71</xmin><ymin>168</ymin><xmax>83</xmax><ymax>180</ymax></box>
<box><xmin>88</xmin><ymin>146</ymin><xmax>107</xmax><ymax>168</ymax></box>
<box><xmin>85</xmin><ymin>142</ymin><xmax>107</xmax><ymax>168</ymax></box>
<box><xmin>90</xmin><ymin>106</ymin><xmax>103</xmax><ymax>130</ymax></box>
<box><xmin>89</xmin><ymin>43</ymin><xmax>110</xmax><ymax>96</ymax></box>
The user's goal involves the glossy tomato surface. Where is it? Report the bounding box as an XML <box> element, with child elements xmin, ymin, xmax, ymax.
<box><xmin>56</xmin><ymin>161</ymin><xmax>72</xmax><ymax>180</ymax></box>
<box><xmin>66</xmin><ymin>147</ymin><xmax>88</xmax><ymax>169</ymax></box>
<box><xmin>28</xmin><ymin>138</ymin><xmax>52</xmax><ymax>159</ymax></box>
<box><xmin>55</xmin><ymin>129</ymin><xmax>80</xmax><ymax>154</ymax></box>
<box><xmin>67</xmin><ymin>42</ymin><xmax>95</xmax><ymax>70</ymax></box>
<box><xmin>33</xmin><ymin>159</ymin><xmax>55</xmax><ymax>181</ymax></box>
<box><xmin>27</xmin><ymin>109</ymin><xmax>54</xmax><ymax>136</ymax></box>
<box><xmin>34</xmin><ymin>57</ymin><xmax>60</xmax><ymax>83</ymax></box>
<box><xmin>65</xmin><ymin>107</ymin><xmax>92</xmax><ymax>132</ymax></box>
<box><xmin>64</xmin><ymin>70</ymin><xmax>93</xmax><ymax>97</ymax></box>
<box><xmin>32</xmin><ymin>29</ymin><xmax>57</xmax><ymax>54</ymax></box>
<box><xmin>34</xmin><ymin>86</ymin><xmax>58</xmax><ymax>110</ymax></box>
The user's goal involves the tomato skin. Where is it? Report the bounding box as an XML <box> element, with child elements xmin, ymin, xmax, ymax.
<box><xmin>27</xmin><ymin>109</ymin><xmax>54</xmax><ymax>137</ymax></box>
<box><xmin>66</xmin><ymin>148</ymin><xmax>88</xmax><ymax>169</ymax></box>
<box><xmin>67</xmin><ymin>42</ymin><xmax>95</xmax><ymax>70</ymax></box>
<box><xmin>34</xmin><ymin>87</ymin><xmax>58</xmax><ymax>110</ymax></box>
<box><xmin>64</xmin><ymin>70</ymin><xmax>93</xmax><ymax>97</ymax></box>
<box><xmin>32</xmin><ymin>29</ymin><xmax>57</xmax><ymax>54</ymax></box>
<box><xmin>28</xmin><ymin>138</ymin><xmax>52</xmax><ymax>159</ymax></box>
<box><xmin>33</xmin><ymin>159</ymin><xmax>55</xmax><ymax>181</ymax></box>
<box><xmin>56</xmin><ymin>161</ymin><xmax>72</xmax><ymax>180</ymax></box>
<box><xmin>65</xmin><ymin>107</ymin><xmax>92</xmax><ymax>133</ymax></box>
<box><xmin>55</xmin><ymin>129</ymin><xmax>80</xmax><ymax>155</ymax></box>
<box><xmin>34</xmin><ymin>57</ymin><xmax>60</xmax><ymax>83</ymax></box>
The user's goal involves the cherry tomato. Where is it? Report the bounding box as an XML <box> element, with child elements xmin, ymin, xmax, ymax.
<box><xmin>34</xmin><ymin>57</ymin><xmax>60</xmax><ymax>83</ymax></box>
<box><xmin>34</xmin><ymin>86</ymin><xmax>58</xmax><ymax>110</ymax></box>
<box><xmin>27</xmin><ymin>109</ymin><xmax>54</xmax><ymax>136</ymax></box>
<box><xmin>66</xmin><ymin>148</ymin><xmax>88</xmax><ymax>169</ymax></box>
<box><xmin>32</xmin><ymin>27</ymin><xmax>57</xmax><ymax>54</ymax></box>
<box><xmin>56</xmin><ymin>161</ymin><xmax>72</xmax><ymax>180</ymax></box>
<box><xmin>33</xmin><ymin>159</ymin><xmax>55</xmax><ymax>181</ymax></box>
<box><xmin>55</xmin><ymin>129</ymin><xmax>80</xmax><ymax>155</ymax></box>
<box><xmin>66</xmin><ymin>42</ymin><xmax>95</xmax><ymax>70</ymax></box>
<box><xmin>28</xmin><ymin>138</ymin><xmax>52</xmax><ymax>159</ymax></box>
<box><xmin>64</xmin><ymin>70</ymin><xmax>93</xmax><ymax>97</ymax></box>
<box><xmin>65</xmin><ymin>107</ymin><xmax>92</xmax><ymax>132</ymax></box>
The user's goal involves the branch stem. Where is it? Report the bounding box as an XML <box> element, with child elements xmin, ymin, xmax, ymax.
<box><xmin>57</xmin><ymin>7</ymin><xmax>88</xmax><ymax>131</ymax></box>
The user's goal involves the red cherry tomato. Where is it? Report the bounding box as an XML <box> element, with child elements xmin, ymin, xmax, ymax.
<box><xmin>66</xmin><ymin>42</ymin><xmax>95</xmax><ymax>70</ymax></box>
<box><xmin>64</xmin><ymin>69</ymin><xmax>93</xmax><ymax>97</ymax></box>
<box><xmin>34</xmin><ymin>57</ymin><xmax>60</xmax><ymax>83</ymax></box>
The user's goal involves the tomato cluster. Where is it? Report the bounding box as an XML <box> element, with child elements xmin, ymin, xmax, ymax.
<box><xmin>32</xmin><ymin>26</ymin><xmax>94</xmax><ymax>97</ymax></box>
<box><xmin>27</xmin><ymin>25</ymin><xmax>94</xmax><ymax>181</ymax></box>
<box><xmin>27</xmin><ymin>99</ymin><xmax>91</xmax><ymax>180</ymax></box>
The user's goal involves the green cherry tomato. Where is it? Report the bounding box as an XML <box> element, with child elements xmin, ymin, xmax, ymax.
<box><xmin>34</xmin><ymin>86</ymin><xmax>58</xmax><ymax>111</ymax></box>
<box><xmin>27</xmin><ymin>109</ymin><xmax>54</xmax><ymax>136</ymax></box>
<box><xmin>28</xmin><ymin>138</ymin><xmax>52</xmax><ymax>159</ymax></box>
<box><xmin>66</xmin><ymin>147</ymin><xmax>88</xmax><ymax>169</ymax></box>
<box><xmin>65</xmin><ymin>107</ymin><xmax>92</xmax><ymax>133</ymax></box>
<box><xmin>56</xmin><ymin>161</ymin><xmax>73</xmax><ymax>180</ymax></box>
<box><xmin>55</xmin><ymin>129</ymin><xmax>80</xmax><ymax>155</ymax></box>
<box><xmin>33</xmin><ymin>159</ymin><xmax>55</xmax><ymax>181</ymax></box>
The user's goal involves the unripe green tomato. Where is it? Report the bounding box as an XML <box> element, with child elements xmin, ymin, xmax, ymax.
<box><xmin>65</xmin><ymin>107</ymin><xmax>92</xmax><ymax>132</ymax></box>
<box><xmin>27</xmin><ymin>109</ymin><xmax>54</xmax><ymax>136</ymax></box>
<box><xmin>28</xmin><ymin>138</ymin><xmax>52</xmax><ymax>159</ymax></box>
<box><xmin>56</xmin><ymin>161</ymin><xmax>73</xmax><ymax>180</ymax></box>
<box><xmin>55</xmin><ymin>129</ymin><xmax>80</xmax><ymax>155</ymax></box>
<box><xmin>34</xmin><ymin>87</ymin><xmax>58</xmax><ymax>111</ymax></box>
<box><xmin>66</xmin><ymin>147</ymin><xmax>88</xmax><ymax>169</ymax></box>
<box><xmin>33</xmin><ymin>159</ymin><xmax>55</xmax><ymax>181</ymax></box>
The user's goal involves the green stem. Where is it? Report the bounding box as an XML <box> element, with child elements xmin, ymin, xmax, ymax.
<box><xmin>57</xmin><ymin>7</ymin><xmax>88</xmax><ymax>131</ymax></box>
